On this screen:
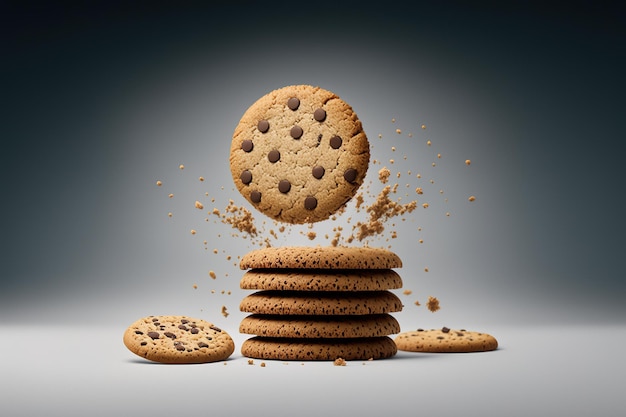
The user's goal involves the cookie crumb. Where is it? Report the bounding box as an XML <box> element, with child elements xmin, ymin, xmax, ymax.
<box><xmin>260</xmin><ymin>362</ymin><xmax>266</xmax><ymax>367</ymax></box>
<box><xmin>414</xmin><ymin>300</ymin><xmax>421</xmax><ymax>306</ymax></box>
<box><xmin>465</xmin><ymin>159</ymin><xmax>471</xmax><ymax>165</ymax></box>
<box><xmin>427</xmin><ymin>296</ymin><xmax>440</xmax><ymax>312</ymax></box>
<box><xmin>156</xmin><ymin>180</ymin><xmax>162</xmax><ymax>186</ymax></box>
<box><xmin>403</xmin><ymin>289</ymin><xmax>413</xmax><ymax>295</ymax></box>
<box><xmin>378</xmin><ymin>167</ymin><xmax>391</xmax><ymax>184</ymax></box>
<box><xmin>248</xmin><ymin>359</ymin><xmax>254</xmax><ymax>365</ymax></box>
<box><xmin>199</xmin><ymin>176</ymin><xmax>205</xmax><ymax>181</ymax></box>
<box><xmin>179</xmin><ymin>164</ymin><xmax>185</xmax><ymax>170</ymax></box>
<box><xmin>334</xmin><ymin>358</ymin><xmax>347</xmax><ymax>366</ymax></box>
<box><xmin>468</xmin><ymin>195</ymin><xmax>476</xmax><ymax>202</ymax></box>
<box><xmin>221</xmin><ymin>305</ymin><xmax>229</xmax><ymax>318</ymax></box>
<box><xmin>195</xmin><ymin>201</ymin><xmax>204</xmax><ymax>210</ymax></box>
<box><xmin>190</xmin><ymin>229</ymin><xmax>197</xmax><ymax>235</ymax></box>
<box><xmin>209</xmin><ymin>270</ymin><xmax>217</xmax><ymax>279</ymax></box>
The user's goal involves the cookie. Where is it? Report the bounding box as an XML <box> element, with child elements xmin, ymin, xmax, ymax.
<box><xmin>394</xmin><ymin>327</ymin><xmax>498</xmax><ymax>353</ymax></box>
<box><xmin>123</xmin><ymin>315</ymin><xmax>235</xmax><ymax>364</ymax></box>
<box><xmin>239</xmin><ymin>246</ymin><xmax>402</xmax><ymax>270</ymax></box>
<box><xmin>240</xmin><ymin>269</ymin><xmax>403</xmax><ymax>291</ymax></box>
<box><xmin>241</xmin><ymin>336</ymin><xmax>397</xmax><ymax>361</ymax></box>
<box><xmin>239</xmin><ymin>290</ymin><xmax>403</xmax><ymax>315</ymax></box>
<box><xmin>240</xmin><ymin>314</ymin><xmax>400</xmax><ymax>338</ymax></box>
<box><xmin>230</xmin><ymin>85</ymin><xmax>369</xmax><ymax>224</ymax></box>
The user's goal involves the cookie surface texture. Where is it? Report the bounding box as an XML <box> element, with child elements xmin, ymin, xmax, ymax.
<box><xmin>239</xmin><ymin>246</ymin><xmax>402</xmax><ymax>270</ymax></box>
<box><xmin>240</xmin><ymin>291</ymin><xmax>403</xmax><ymax>315</ymax></box>
<box><xmin>123</xmin><ymin>315</ymin><xmax>235</xmax><ymax>363</ymax></box>
<box><xmin>394</xmin><ymin>328</ymin><xmax>498</xmax><ymax>353</ymax></box>
<box><xmin>240</xmin><ymin>269</ymin><xmax>403</xmax><ymax>291</ymax></box>
<box><xmin>240</xmin><ymin>314</ymin><xmax>400</xmax><ymax>338</ymax></box>
<box><xmin>241</xmin><ymin>336</ymin><xmax>397</xmax><ymax>361</ymax></box>
<box><xmin>230</xmin><ymin>85</ymin><xmax>369</xmax><ymax>224</ymax></box>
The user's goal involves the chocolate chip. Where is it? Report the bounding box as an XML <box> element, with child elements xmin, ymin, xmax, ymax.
<box><xmin>344</xmin><ymin>168</ymin><xmax>358</xmax><ymax>183</ymax></box>
<box><xmin>241</xmin><ymin>139</ymin><xmax>253</xmax><ymax>152</ymax></box>
<box><xmin>268</xmin><ymin>149</ymin><xmax>280</xmax><ymax>163</ymax></box>
<box><xmin>312</xmin><ymin>165</ymin><xmax>325</xmax><ymax>179</ymax></box>
<box><xmin>134</xmin><ymin>331</ymin><xmax>144</xmax><ymax>335</ymax></box>
<box><xmin>442</xmin><ymin>327</ymin><xmax>450</xmax><ymax>333</ymax></box>
<box><xmin>287</xmin><ymin>97</ymin><xmax>300</xmax><ymax>110</ymax></box>
<box><xmin>152</xmin><ymin>318</ymin><xmax>159</xmax><ymax>322</ymax></box>
<box><xmin>175</xmin><ymin>343</ymin><xmax>186</xmax><ymax>351</ymax></box>
<box><xmin>140</xmin><ymin>341</ymin><xmax>147</xmax><ymax>346</ymax></box>
<box><xmin>153</xmin><ymin>322</ymin><xmax>160</xmax><ymax>326</ymax></box>
<box><xmin>314</xmin><ymin>108</ymin><xmax>326</xmax><ymax>122</ymax></box>
<box><xmin>437</xmin><ymin>336</ymin><xmax>444</xmax><ymax>340</ymax></box>
<box><xmin>250</xmin><ymin>190</ymin><xmax>261</xmax><ymax>203</ymax></box>
<box><xmin>240</xmin><ymin>170</ymin><xmax>252</xmax><ymax>184</ymax></box>
<box><xmin>210</xmin><ymin>325</ymin><xmax>222</xmax><ymax>332</ymax></box>
<box><xmin>164</xmin><ymin>332</ymin><xmax>176</xmax><ymax>339</ymax></box>
<box><xmin>330</xmin><ymin>135</ymin><xmax>342</xmax><ymax>149</ymax></box>
<box><xmin>181</xmin><ymin>319</ymin><xmax>189</xmax><ymax>324</ymax></box>
<box><xmin>258</xmin><ymin>119</ymin><xmax>269</xmax><ymax>133</ymax></box>
<box><xmin>147</xmin><ymin>331</ymin><xmax>160</xmax><ymax>340</ymax></box>
<box><xmin>178</xmin><ymin>325</ymin><xmax>188</xmax><ymax>330</ymax></box>
<box><xmin>290</xmin><ymin>125</ymin><xmax>303</xmax><ymax>139</ymax></box>
<box><xmin>278</xmin><ymin>179</ymin><xmax>291</xmax><ymax>193</ymax></box>
<box><xmin>417</xmin><ymin>328</ymin><xmax>424</xmax><ymax>332</ymax></box>
<box><xmin>190</xmin><ymin>327</ymin><xmax>199</xmax><ymax>334</ymax></box>
<box><xmin>198</xmin><ymin>342</ymin><xmax>209</xmax><ymax>348</ymax></box>
<box><xmin>304</xmin><ymin>196</ymin><xmax>317</xmax><ymax>210</ymax></box>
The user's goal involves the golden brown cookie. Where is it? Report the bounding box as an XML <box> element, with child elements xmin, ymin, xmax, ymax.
<box><xmin>240</xmin><ymin>269</ymin><xmax>403</xmax><ymax>291</ymax></box>
<box><xmin>239</xmin><ymin>246</ymin><xmax>402</xmax><ymax>270</ymax></box>
<box><xmin>241</xmin><ymin>336</ymin><xmax>397</xmax><ymax>361</ymax></box>
<box><xmin>240</xmin><ymin>314</ymin><xmax>400</xmax><ymax>338</ymax></box>
<box><xmin>230</xmin><ymin>85</ymin><xmax>369</xmax><ymax>224</ymax></box>
<box><xmin>123</xmin><ymin>315</ymin><xmax>235</xmax><ymax>363</ymax></box>
<box><xmin>394</xmin><ymin>327</ymin><xmax>498</xmax><ymax>353</ymax></box>
<box><xmin>239</xmin><ymin>291</ymin><xmax>403</xmax><ymax>316</ymax></box>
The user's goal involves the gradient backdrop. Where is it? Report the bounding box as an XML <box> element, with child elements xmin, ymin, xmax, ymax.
<box><xmin>2</xmin><ymin>1</ymin><xmax>625</xmax><ymax>330</ymax></box>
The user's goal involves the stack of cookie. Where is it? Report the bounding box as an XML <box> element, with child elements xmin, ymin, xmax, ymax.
<box><xmin>238</xmin><ymin>246</ymin><xmax>404</xmax><ymax>361</ymax></box>
<box><xmin>229</xmin><ymin>85</ymin><xmax>405</xmax><ymax>360</ymax></box>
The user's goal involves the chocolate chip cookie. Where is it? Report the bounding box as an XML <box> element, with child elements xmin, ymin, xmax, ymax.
<box><xmin>230</xmin><ymin>85</ymin><xmax>369</xmax><ymax>224</ymax></box>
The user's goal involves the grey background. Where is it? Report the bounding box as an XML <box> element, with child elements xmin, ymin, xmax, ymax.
<box><xmin>2</xmin><ymin>1</ymin><xmax>625</xmax><ymax>328</ymax></box>
<box><xmin>2</xmin><ymin>2</ymin><xmax>626</xmax><ymax>417</ymax></box>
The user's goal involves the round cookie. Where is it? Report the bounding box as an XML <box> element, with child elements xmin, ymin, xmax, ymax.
<box><xmin>230</xmin><ymin>85</ymin><xmax>370</xmax><ymax>224</ymax></box>
<box><xmin>240</xmin><ymin>314</ymin><xmax>400</xmax><ymax>338</ymax></box>
<box><xmin>241</xmin><ymin>336</ymin><xmax>397</xmax><ymax>361</ymax></box>
<box><xmin>239</xmin><ymin>290</ymin><xmax>403</xmax><ymax>316</ymax></box>
<box><xmin>123</xmin><ymin>315</ymin><xmax>235</xmax><ymax>364</ymax></box>
<box><xmin>240</xmin><ymin>269</ymin><xmax>403</xmax><ymax>291</ymax></box>
<box><xmin>239</xmin><ymin>246</ymin><xmax>402</xmax><ymax>270</ymax></box>
<box><xmin>394</xmin><ymin>327</ymin><xmax>498</xmax><ymax>353</ymax></box>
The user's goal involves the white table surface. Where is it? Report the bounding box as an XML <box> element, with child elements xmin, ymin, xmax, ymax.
<box><xmin>2</xmin><ymin>323</ymin><xmax>624</xmax><ymax>417</ymax></box>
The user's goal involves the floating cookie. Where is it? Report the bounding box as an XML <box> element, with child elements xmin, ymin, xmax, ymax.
<box><xmin>239</xmin><ymin>290</ymin><xmax>403</xmax><ymax>316</ymax></box>
<box><xmin>123</xmin><ymin>315</ymin><xmax>235</xmax><ymax>363</ymax></box>
<box><xmin>240</xmin><ymin>269</ymin><xmax>403</xmax><ymax>291</ymax></box>
<box><xmin>239</xmin><ymin>246</ymin><xmax>402</xmax><ymax>270</ymax></box>
<box><xmin>240</xmin><ymin>314</ymin><xmax>400</xmax><ymax>338</ymax></box>
<box><xmin>394</xmin><ymin>327</ymin><xmax>498</xmax><ymax>353</ymax></box>
<box><xmin>230</xmin><ymin>85</ymin><xmax>370</xmax><ymax>224</ymax></box>
<box><xmin>241</xmin><ymin>336</ymin><xmax>397</xmax><ymax>361</ymax></box>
